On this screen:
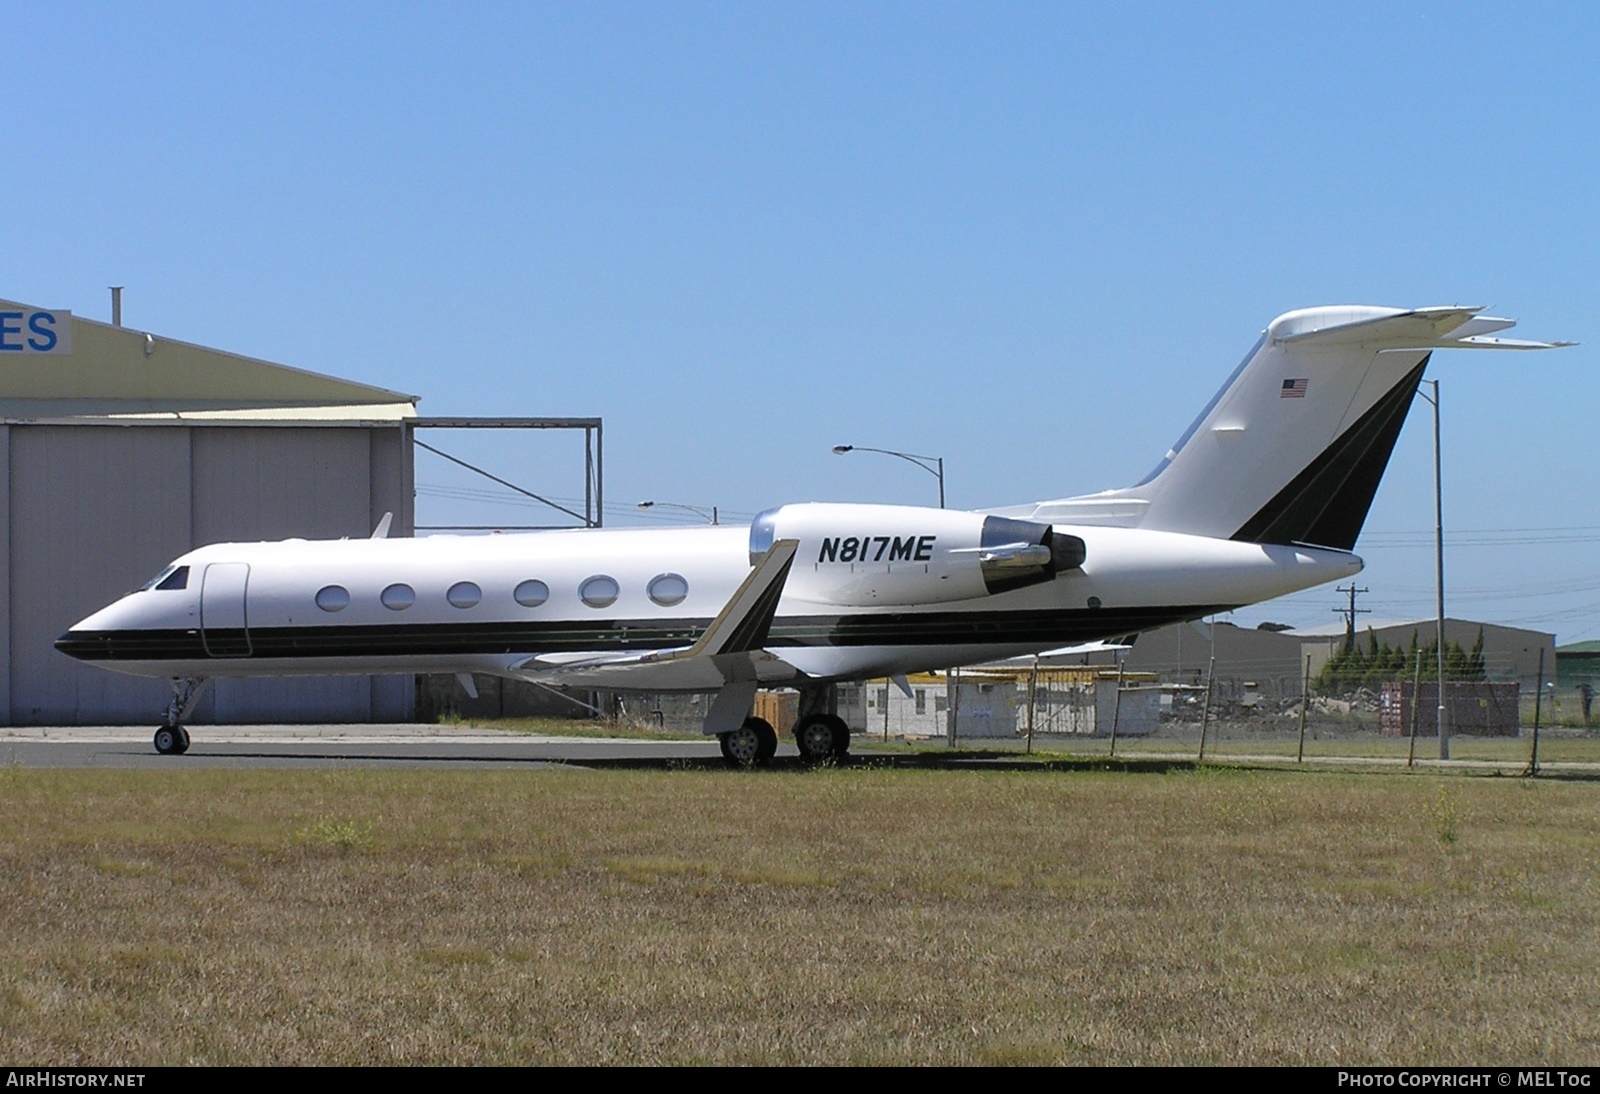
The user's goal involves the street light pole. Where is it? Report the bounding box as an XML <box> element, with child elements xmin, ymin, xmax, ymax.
<box><xmin>636</xmin><ymin>501</ymin><xmax>718</xmax><ymax>525</ymax></box>
<box><xmin>831</xmin><ymin>445</ymin><xmax>945</xmax><ymax>508</ymax></box>
<box><xmin>1416</xmin><ymin>378</ymin><xmax>1447</xmax><ymax>759</ymax></box>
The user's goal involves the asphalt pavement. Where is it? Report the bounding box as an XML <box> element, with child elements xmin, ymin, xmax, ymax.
<box><xmin>0</xmin><ymin>724</ymin><xmax>734</xmax><ymax>770</ymax></box>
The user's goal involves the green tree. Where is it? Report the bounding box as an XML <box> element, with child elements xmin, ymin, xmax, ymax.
<box><xmin>1315</xmin><ymin>627</ymin><xmax>1490</xmax><ymax>695</ymax></box>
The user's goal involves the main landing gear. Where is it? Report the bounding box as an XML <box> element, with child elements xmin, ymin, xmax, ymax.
<box><xmin>154</xmin><ymin>677</ymin><xmax>207</xmax><ymax>756</ymax></box>
<box><xmin>712</xmin><ymin>686</ymin><xmax>852</xmax><ymax>768</ymax></box>
<box><xmin>719</xmin><ymin>716</ymin><xmax>778</xmax><ymax>767</ymax></box>
<box><xmin>793</xmin><ymin>713</ymin><xmax>850</xmax><ymax>764</ymax></box>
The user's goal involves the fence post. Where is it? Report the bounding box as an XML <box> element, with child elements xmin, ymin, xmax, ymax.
<box><xmin>1109</xmin><ymin>659</ymin><xmax>1124</xmax><ymax>758</ymax></box>
<box><xmin>1026</xmin><ymin>658</ymin><xmax>1038</xmax><ymax>755</ymax></box>
<box><xmin>1297</xmin><ymin>655</ymin><xmax>1310</xmax><ymax>763</ymax></box>
<box><xmin>1408</xmin><ymin>649</ymin><xmax>1422</xmax><ymax>770</ymax></box>
<box><xmin>1198</xmin><ymin>654</ymin><xmax>1216</xmax><ymax>762</ymax></box>
<box><xmin>1529</xmin><ymin>647</ymin><xmax>1545</xmax><ymax>777</ymax></box>
<box><xmin>947</xmin><ymin>667</ymin><xmax>959</xmax><ymax>749</ymax></box>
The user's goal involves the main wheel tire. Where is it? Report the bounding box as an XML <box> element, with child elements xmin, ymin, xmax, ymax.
<box><xmin>153</xmin><ymin>726</ymin><xmax>181</xmax><ymax>755</ymax></box>
<box><xmin>719</xmin><ymin>726</ymin><xmax>761</xmax><ymax>766</ymax></box>
<box><xmin>174</xmin><ymin>726</ymin><xmax>191</xmax><ymax>755</ymax></box>
<box><xmin>795</xmin><ymin>715</ymin><xmax>839</xmax><ymax>763</ymax></box>
<box><xmin>720</xmin><ymin>717</ymin><xmax>778</xmax><ymax>767</ymax></box>
<box><xmin>750</xmin><ymin>717</ymin><xmax>778</xmax><ymax>762</ymax></box>
<box><xmin>825</xmin><ymin>714</ymin><xmax>851</xmax><ymax>757</ymax></box>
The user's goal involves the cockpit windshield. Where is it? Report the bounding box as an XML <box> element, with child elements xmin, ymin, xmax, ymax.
<box><xmin>140</xmin><ymin>565</ymin><xmax>189</xmax><ymax>592</ymax></box>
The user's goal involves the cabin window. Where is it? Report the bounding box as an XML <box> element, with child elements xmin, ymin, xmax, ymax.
<box><xmin>315</xmin><ymin>585</ymin><xmax>350</xmax><ymax>612</ymax></box>
<box><xmin>381</xmin><ymin>583</ymin><xmax>415</xmax><ymax>611</ymax></box>
<box><xmin>514</xmin><ymin>579</ymin><xmax>550</xmax><ymax>608</ymax></box>
<box><xmin>140</xmin><ymin>564</ymin><xmax>189</xmax><ymax>592</ymax></box>
<box><xmin>647</xmin><ymin>573</ymin><xmax>688</xmax><ymax>607</ymax></box>
<box><xmin>447</xmin><ymin>581</ymin><xmax>482</xmax><ymax>609</ymax></box>
<box><xmin>579</xmin><ymin>575</ymin><xmax>619</xmax><ymax>608</ymax></box>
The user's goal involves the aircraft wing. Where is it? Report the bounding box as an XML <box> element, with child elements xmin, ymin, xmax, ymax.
<box><xmin>983</xmin><ymin>640</ymin><xmax>1134</xmax><ymax>667</ymax></box>
<box><xmin>505</xmin><ymin>538</ymin><xmax>805</xmax><ymax>691</ymax></box>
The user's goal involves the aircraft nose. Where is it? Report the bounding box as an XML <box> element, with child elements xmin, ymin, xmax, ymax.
<box><xmin>55</xmin><ymin>628</ymin><xmax>110</xmax><ymax>662</ymax></box>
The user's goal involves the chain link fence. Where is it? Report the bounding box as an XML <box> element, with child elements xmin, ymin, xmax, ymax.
<box><xmin>420</xmin><ymin>665</ymin><xmax>1599</xmax><ymax>765</ymax></box>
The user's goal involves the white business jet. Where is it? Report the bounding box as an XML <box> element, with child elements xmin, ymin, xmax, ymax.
<box><xmin>57</xmin><ymin>305</ymin><xmax>1564</xmax><ymax>761</ymax></box>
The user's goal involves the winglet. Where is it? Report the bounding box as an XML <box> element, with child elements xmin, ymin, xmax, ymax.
<box><xmin>371</xmin><ymin>512</ymin><xmax>394</xmax><ymax>539</ymax></box>
<box><xmin>688</xmin><ymin>538</ymin><xmax>799</xmax><ymax>657</ymax></box>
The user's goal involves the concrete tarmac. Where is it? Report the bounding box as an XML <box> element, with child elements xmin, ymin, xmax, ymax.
<box><xmin>0</xmin><ymin>724</ymin><xmax>734</xmax><ymax>770</ymax></box>
<box><xmin>4</xmin><ymin>726</ymin><xmax>1595</xmax><ymax>778</ymax></box>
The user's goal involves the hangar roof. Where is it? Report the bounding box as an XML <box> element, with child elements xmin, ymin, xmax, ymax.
<box><xmin>1289</xmin><ymin>617</ymin><xmax>1554</xmax><ymax>643</ymax></box>
<box><xmin>0</xmin><ymin>298</ymin><xmax>418</xmax><ymax>420</ymax></box>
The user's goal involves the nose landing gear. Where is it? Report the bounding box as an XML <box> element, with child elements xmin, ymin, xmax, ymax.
<box><xmin>154</xmin><ymin>677</ymin><xmax>207</xmax><ymax>756</ymax></box>
<box><xmin>153</xmin><ymin>724</ymin><xmax>191</xmax><ymax>755</ymax></box>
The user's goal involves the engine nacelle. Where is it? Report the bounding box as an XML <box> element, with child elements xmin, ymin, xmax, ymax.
<box><xmin>749</xmin><ymin>502</ymin><xmax>1085</xmax><ymax>607</ymax></box>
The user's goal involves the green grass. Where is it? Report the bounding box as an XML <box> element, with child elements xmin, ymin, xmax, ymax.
<box><xmin>1</xmin><ymin>765</ymin><xmax>1596</xmax><ymax>1065</ymax></box>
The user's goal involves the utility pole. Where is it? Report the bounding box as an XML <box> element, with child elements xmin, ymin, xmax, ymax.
<box><xmin>1333</xmin><ymin>584</ymin><xmax>1370</xmax><ymax>651</ymax></box>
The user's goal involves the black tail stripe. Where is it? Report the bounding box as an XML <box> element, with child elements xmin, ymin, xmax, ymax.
<box><xmin>1231</xmin><ymin>357</ymin><xmax>1428</xmax><ymax>550</ymax></box>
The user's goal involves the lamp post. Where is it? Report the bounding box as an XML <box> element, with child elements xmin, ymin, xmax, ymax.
<box><xmin>637</xmin><ymin>501</ymin><xmax>718</xmax><ymax>525</ymax></box>
<box><xmin>1415</xmin><ymin>378</ymin><xmax>1448</xmax><ymax>759</ymax></box>
<box><xmin>831</xmin><ymin>445</ymin><xmax>945</xmax><ymax>508</ymax></box>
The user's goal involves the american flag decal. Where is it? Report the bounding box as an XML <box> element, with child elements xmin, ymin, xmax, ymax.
<box><xmin>1281</xmin><ymin>378</ymin><xmax>1308</xmax><ymax>398</ymax></box>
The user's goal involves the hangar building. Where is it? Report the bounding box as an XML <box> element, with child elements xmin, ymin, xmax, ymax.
<box><xmin>0</xmin><ymin>298</ymin><xmax>418</xmax><ymax>726</ymax></box>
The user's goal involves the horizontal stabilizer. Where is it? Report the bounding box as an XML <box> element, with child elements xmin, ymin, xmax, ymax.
<box><xmin>1273</xmin><ymin>306</ymin><xmax>1572</xmax><ymax>351</ymax></box>
<box><xmin>1444</xmin><ymin>335</ymin><xmax>1577</xmax><ymax>350</ymax></box>
<box><xmin>1273</xmin><ymin>305</ymin><xmax>1483</xmax><ymax>347</ymax></box>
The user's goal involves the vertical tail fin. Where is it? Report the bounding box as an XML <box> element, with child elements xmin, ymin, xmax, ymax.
<box><xmin>1004</xmin><ymin>306</ymin><xmax>1568</xmax><ymax>549</ymax></box>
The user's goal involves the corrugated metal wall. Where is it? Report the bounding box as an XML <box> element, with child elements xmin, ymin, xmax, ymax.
<box><xmin>3</xmin><ymin>422</ymin><xmax>414</xmax><ymax>725</ymax></box>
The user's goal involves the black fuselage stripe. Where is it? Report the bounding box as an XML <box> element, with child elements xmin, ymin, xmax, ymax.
<box><xmin>57</xmin><ymin>604</ymin><xmax>1235</xmax><ymax>663</ymax></box>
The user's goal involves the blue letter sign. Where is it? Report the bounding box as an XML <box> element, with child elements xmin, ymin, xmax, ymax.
<box><xmin>0</xmin><ymin>310</ymin><xmax>72</xmax><ymax>354</ymax></box>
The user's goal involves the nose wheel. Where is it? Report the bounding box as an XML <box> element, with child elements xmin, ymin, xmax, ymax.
<box><xmin>153</xmin><ymin>678</ymin><xmax>206</xmax><ymax>755</ymax></box>
<box><xmin>153</xmin><ymin>724</ymin><xmax>190</xmax><ymax>755</ymax></box>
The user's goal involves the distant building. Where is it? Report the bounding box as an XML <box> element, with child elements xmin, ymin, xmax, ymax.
<box><xmin>0</xmin><ymin>296</ymin><xmax>417</xmax><ymax>726</ymax></box>
<box><xmin>1555</xmin><ymin>641</ymin><xmax>1600</xmax><ymax>687</ymax></box>
<box><xmin>1292</xmin><ymin>618</ymin><xmax>1555</xmax><ymax>690</ymax></box>
<box><xmin>1089</xmin><ymin>620</ymin><xmax>1305</xmax><ymax>698</ymax></box>
<box><xmin>1074</xmin><ymin>616</ymin><xmax>1556</xmax><ymax>696</ymax></box>
<box><xmin>842</xmin><ymin>666</ymin><xmax>1160</xmax><ymax>739</ymax></box>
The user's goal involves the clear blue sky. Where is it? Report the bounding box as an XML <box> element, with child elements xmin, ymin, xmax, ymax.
<box><xmin>5</xmin><ymin>2</ymin><xmax>1596</xmax><ymax>640</ymax></box>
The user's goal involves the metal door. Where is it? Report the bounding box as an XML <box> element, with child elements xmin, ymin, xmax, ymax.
<box><xmin>200</xmin><ymin>563</ymin><xmax>252</xmax><ymax>657</ymax></box>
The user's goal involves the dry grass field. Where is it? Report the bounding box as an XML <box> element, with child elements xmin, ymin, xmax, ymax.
<box><xmin>1</xmin><ymin>760</ymin><xmax>1596</xmax><ymax>1065</ymax></box>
